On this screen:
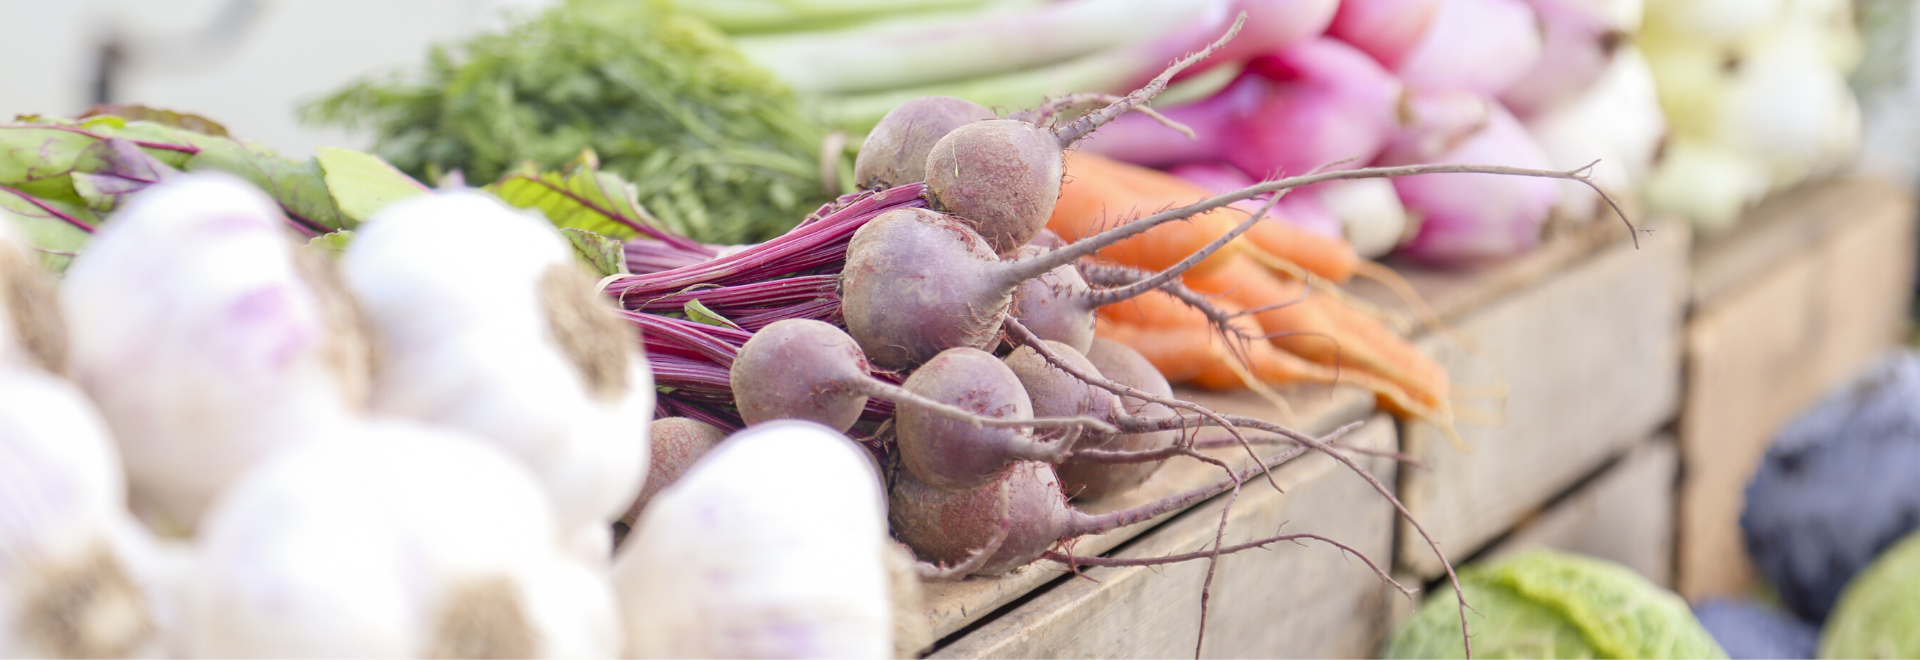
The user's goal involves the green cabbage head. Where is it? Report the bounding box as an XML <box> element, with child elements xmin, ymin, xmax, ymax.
<box><xmin>1821</xmin><ymin>531</ymin><xmax>1920</xmax><ymax>658</ymax></box>
<box><xmin>1383</xmin><ymin>549</ymin><xmax>1726</xmax><ymax>659</ymax></box>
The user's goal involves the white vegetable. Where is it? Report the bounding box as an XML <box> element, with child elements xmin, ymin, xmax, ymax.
<box><xmin>1524</xmin><ymin>45</ymin><xmax>1668</xmax><ymax>223</ymax></box>
<box><xmin>1318</xmin><ymin>179</ymin><xmax>1409</xmax><ymax>260</ymax></box>
<box><xmin>185</xmin><ymin>421</ymin><xmax>620</xmax><ymax>658</ymax></box>
<box><xmin>0</xmin><ymin>369</ymin><xmax>169</xmax><ymax>658</ymax></box>
<box><xmin>1645</xmin><ymin>0</ymin><xmax>1785</xmax><ymax>45</ymax></box>
<box><xmin>1708</xmin><ymin>26</ymin><xmax>1863</xmax><ymax>186</ymax></box>
<box><xmin>343</xmin><ymin>192</ymin><xmax>652</xmax><ymax>560</ymax></box>
<box><xmin>613</xmin><ymin>421</ymin><xmax>893</xmax><ymax>659</ymax></box>
<box><xmin>1644</xmin><ymin>138</ymin><xmax>1771</xmax><ymax>234</ymax></box>
<box><xmin>58</xmin><ymin>173</ymin><xmax>369</xmax><ymax>533</ymax></box>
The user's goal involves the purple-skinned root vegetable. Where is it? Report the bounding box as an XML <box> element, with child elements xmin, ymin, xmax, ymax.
<box><xmin>614</xmin><ymin>421</ymin><xmax>895</xmax><ymax>658</ymax></box>
<box><xmin>923</xmin><ymin>14</ymin><xmax>1246</xmax><ymax>256</ymax></box>
<box><xmin>1008</xmin><ymin>245</ymin><xmax>1097</xmax><ymax>355</ymax></box>
<box><xmin>893</xmin><ymin>347</ymin><xmax>1062</xmax><ymax>492</ymax></box>
<box><xmin>1002</xmin><ymin>340</ymin><xmax>1122</xmax><ymax>444</ymax></box>
<box><xmin>730</xmin><ymin>319</ymin><xmax>1112</xmax><ymax>438</ymax></box>
<box><xmin>620</xmin><ymin>418</ymin><xmax>726</xmax><ymax>526</ymax></box>
<box><xmin>1057</xmin><ymin>338</ymin><xmax>1179</xmax><ymax>501</ymax></box>
<box><xmin>854</xmin><ymin>96</ymin><xmax>997</xmax><ymax>192</ymax></box>
<box><xmin>888</xmin><ymin>425</ymin><xmax>1364</xmax><ymax>578</ymax></box>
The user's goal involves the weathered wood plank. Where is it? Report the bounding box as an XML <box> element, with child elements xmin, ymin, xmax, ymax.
<box><xmin>1483</xmin><ymin>436</ymin><xmax>1679</xmax><ymax>587</ymax></box>
<box><xmin>1397</xmin><ymin>223</ymin><xmax>1690</xmax><ymax>578</ymax></box>
<box><xmin>1690</xmin><ymin>178</ymin><xmax>1911</xmax><ymax>308</ymax></box>
<box><xmin>915</xmin><ymin>385</ymin><xmax>1376</xmax><ymax>644</ymax></box>
<box><xmin>931</xmin><ymin>416</ymin><xmax>1400</xmax><ymax>659</ymax></box>
<box><xmin>1677</xmin><ymin>177</ymin><xmax>1916</xmax><ymax>601</ymax></box>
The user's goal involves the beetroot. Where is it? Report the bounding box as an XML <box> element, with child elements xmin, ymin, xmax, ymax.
<box><xmin>621</xmin><ymin>417</ymin><xmax>726</xmax><ymax>525</ymax></box>
<box><xmin>730</xmin><ymin>319</ymin><xmax>878</xmax><ymax>431</ymax></box>
<box><xmin>1057</xmin><ymin>338</ymin><xmax>1178</xmax><ymax>501</ymax></box>
<box><xmin>888</xmin><ymin>461</ymin><xmax>1068</xmax><ymax>577</ymax></box>
<box><xmin>853</xmin><ymin>96</ymin><xmax>997</xmax><ymax>191</ymax></box>
<box><xmin>1007</xmin><ymin>246</ymin><xmax>1097</xmax><ymax>355</ymax></box>
<box><xmin>1003</xmin><ymin>340</ymin><xmax>1122</xmax><ymax>441</ymax></box>
<box><xmin>892</xmin><ymin>347</ymin><xmax>1067</xmax><ymax>492</ymax></box>
<box><xmin>922</xmin><ymin>15</ymin><xmax>1247</xmax><ymax>256</ymax></box>
<box><xmin>730</xmin><ymin>319</ymin><xmax>1107</xmax><ymax>441</ymax></box>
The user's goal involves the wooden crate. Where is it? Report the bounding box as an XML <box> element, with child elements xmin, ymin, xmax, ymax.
<box><xmin>1385</xmin><ymin>222</ymin><xmax>1691</xmax><ymax>578</ymax></box>
<box><xmin>1676</xmin><ymin>177</ymin><xmax>1917</xmax><ymax>601</ymax></box>
<box><xmin>913</xmin><ymin>384</ymin><xmax>1378</xmax><ymax>650</ymax></box>
<box><xmin>930</xmin><ymin>415</ymin><xmax>1400</xmax><ymax>659</ymax></box>
<box><xmin>1481</xmin><ymin>436</ymin><xmax>1679</xmax><ymax>587</ymax></box>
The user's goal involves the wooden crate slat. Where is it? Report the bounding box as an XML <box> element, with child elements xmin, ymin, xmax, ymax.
<box><xmin>1482</xmin><ymin>436</ymin><xmax>1679</xmax><ymax>587</ymax></box>
<box><xmin>1677</xmin><ymin>177</ymin><xmax>1917</xmax><ymax>600</ymax></box>
<box><xmin>931</xmin><ymin>416</ymin><xmax>1399</xmax><ymax>659</ymax></box>
<box><xmin>1397</xmin><ymin>224</ymin><xmax>1690</xmax><ymax>578</ymax></box>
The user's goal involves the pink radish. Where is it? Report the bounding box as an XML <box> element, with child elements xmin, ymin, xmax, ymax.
<box><xmin>1499</xmin><ymin>0</ymin><xmax>1628</xmax><ymax>117</ymax></box>
<box><xmin>1330</xmin><ymin>0</ymin><xmax>1445</xmax><ymax>68</ymax></box>
<box><xmin>1393</xmin><ymin>0</ymin><xmax>1544</xmax><ymax>96</ymax></box>
<box><xmin>1381</xmin><ymin>100</ymin><xmax>1561</xmax><ymax>265</ymax></box>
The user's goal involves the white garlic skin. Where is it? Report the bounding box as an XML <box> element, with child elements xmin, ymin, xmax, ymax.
<box><xmin>185</xmin><ymin>421</ymin><xmax>620</xmax><ymax>658</ymax></box>
<box><xmin>613</xmin><ymin>420</ymin><xmax>893</xmax><ymax>659</ymax></box>
<box><xmin>0</xmin><ymin>368</ymin><xmax>169</xmax><ymax>658</ymax></box>
<box><xmin>342</xmin><ymin>192</ymin><xmax>651</xmax><ymax>554</ymax></box>
<box><xmin>58</xmin><ymin>173</ymin><xmax>364</xmax><ymax>533</ymax></box>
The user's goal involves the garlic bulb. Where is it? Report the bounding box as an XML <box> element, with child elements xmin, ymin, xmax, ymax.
<box><xmin>185</xmin><ymin>421</ymin><xmax>620</xmax><ymax>658</ymax></box>
<box><xmin>613</xmin><ymin>421</ymin><xmax>893</xmax><ymax>659</ymax></box>
<box><xmin>0</xmin><ymin>368</ymin><xmax>169</xmax><ymax>658</ymax></box>
<box><xmin>58</xmin><ymin>173</ymin><xmax>370</xmax><ymax>533</ymax></box>
<box><xmin>0</xmin><ymin>219</ymin><xmax>66</xmax><ymax>375</ymax></box>
<box><xmin>342</xmin><ymin>192</ymin><xmax>652</xmax><ymax>560</ymax></box>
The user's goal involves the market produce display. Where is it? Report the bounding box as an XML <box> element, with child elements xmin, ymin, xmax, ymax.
<box><xmin>1384</xmin><ymin>549</ymin><xmax>1726</xmax><ymax>659</ymax></box>
<box><xmin>0</xmin><ymin>0</ymin><xmax>1892</xmax><ymax>658</ymax></box>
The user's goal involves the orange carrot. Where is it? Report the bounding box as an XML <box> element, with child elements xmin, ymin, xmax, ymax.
<box><xmin>1184</xmin><ymin>254</ymin><xmax>1449</xmax><ymax>411</ymax></box>
<box><xmin>1049</xmin><ymin>151</ymin><xmax>1242</xmax><ymax>279</ymax></box>
<box><xmin>1094</xmin><ymin>315</ymin><xmax>1457</xmax><ymax>441</ymax></box>
<box><xmin>1047</xmin><ymin>151</ymin><xmax>1363</xmax><ymax>282</ymax></box>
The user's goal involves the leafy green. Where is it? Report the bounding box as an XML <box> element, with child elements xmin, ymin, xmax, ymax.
<box><xmin>183</xmin><ymin>142</ymin><xmax>348</xmax><ymax>231</ymax></box>
<box><xmin>0</xmin><ymin>188</ymin><xmax>93</xmax><ymax>272</ymax></box>
<box><xmin>560</xmin><ymin>227</ymin><xmax>627</xmax><ymax>278</ymax></box>
<box><xmin>682</xmin><ymin>298</ymin><xmax>743</xmax><ymax>330</ymax></box>
<box><xmin>1384</xmin><ymin>550</ymin><xmax>1725</xmax><ymax>660</ymax></box>
<box><xmin>71</xmin><ymin>138</ymin><xmax>177</xmax><ymax>212</ymax></box>
<box><xmin>1821</xmin><ymin>531</ymin><xmax>1920</xmax><ymax>658</ymax></box>
<box><xmin>78</xmin><ymin>103</ymin><xmax>231</xmax><ymax>137</ymax></box>
<box><xmin>487</xmin><ymin>151</ymin><xmax>651</xmax><ymax>242</ymax></box>
<box><xmin>306</xmin><ymin>230</ymin><xmax>356</xmax><ymax>257</ymax></box>
<box><xmin>314</xmin><ymin>146</ymin><xmax>429</xmax><ymax>224</ymax></box>
<box><xmin>303</xmin><ymin>0</ymin><xmax>845</xmax><ymax>244</ymax></box>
